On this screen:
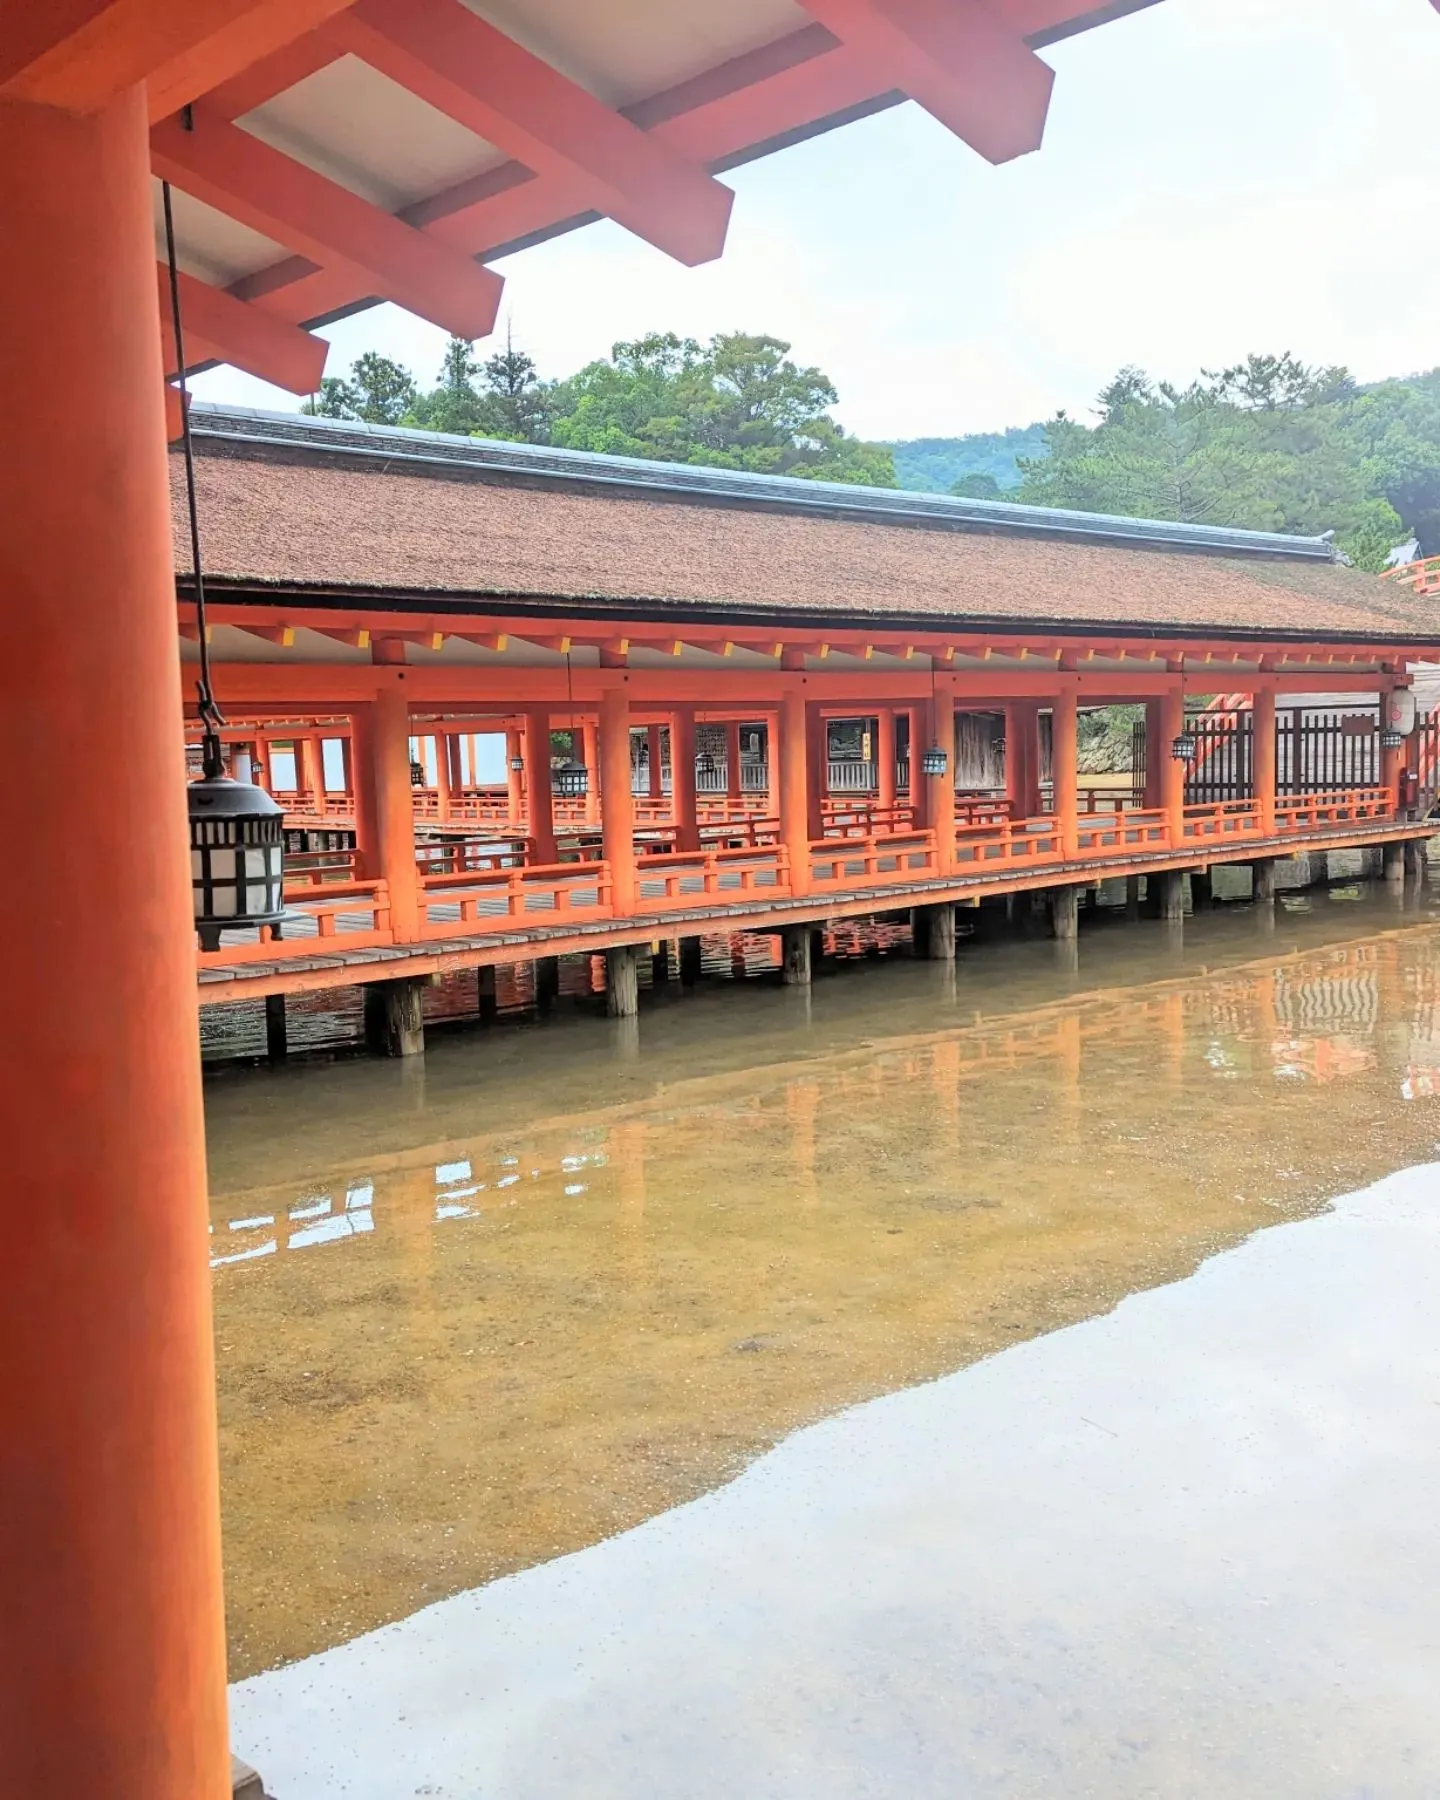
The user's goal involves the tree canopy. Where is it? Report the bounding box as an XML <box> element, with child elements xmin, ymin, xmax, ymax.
<box><xmin>1012</xmin><ymin>353</ymin><xmax>1437</xmax><ymax>571</ymax></box>
<box><xmin>304</xmin><ymin>329</ymin><xmax>895</xmax><ymax>486</ymax></box>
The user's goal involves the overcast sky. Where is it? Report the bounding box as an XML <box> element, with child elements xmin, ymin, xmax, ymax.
<box><xmin>191</xmin><ymin>0</ymin><xmax>1440</xmax><ymax>442</ymax></box>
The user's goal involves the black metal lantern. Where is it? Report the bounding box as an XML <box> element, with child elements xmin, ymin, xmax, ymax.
<box><xmin>1380</xmin><ymin>728</ymin><xmax>1407</xmax><ymax>751</ymax></box>
<box><xmin>1171</xmin><ymin>730</ymin><xmax>1199</xmax><ymax>762</ymax></box>
<box><xmin>555</xmin><ymin>758</ymin><xmax>589</xmax><ymax>800</ymax></box>
<box><xmin>189</xmin><ymin>739</ymin><xmax>286</xmax><ymax>951</ymax></box>
<box><xmin>921</xmin><ymin>744</ymin><xmax>949</xmax><ymax>778</ymax></box>
<box><xmin>509</xmin><ymin>754</ymin><xmax>525</xmax><ymax>772</ymax></box>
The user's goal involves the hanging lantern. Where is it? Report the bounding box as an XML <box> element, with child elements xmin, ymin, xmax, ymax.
<box><xmin>509</xmin><ymin>753</ymin><xmax>525</xmax><ymax>773</ymax></box>
<box><xmin>1171</xmin><ymin>730</ymin><xmax>1198</xmax><ymax>762</ymax></box>
<box><xmin>1380</xmin><ymin>729</ymin><xmax>1407</xmax><ymax>751</ymax></box>
<box><xmin>921</xmin><ymin>744</ymin><xmax>949</xmax><ymax>778</ymax></box>
<box><xmin>189</xmin><ymin>736</ymin><xmax>286</xmax><ymax>952</ymax></box>
<box><xmin>555</xmin><ymin>758</ymin><xmax>589</xmax><ymax>800</ymax></box>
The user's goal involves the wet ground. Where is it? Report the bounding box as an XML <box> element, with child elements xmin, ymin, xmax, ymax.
<box><xmin>207</xmin><ymin>882</ymin><xmax>1440</xmax><ymax>1793</ymax></box>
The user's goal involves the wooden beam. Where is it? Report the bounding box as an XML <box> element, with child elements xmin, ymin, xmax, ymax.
<box><xmin>795</xmin><ymin>0</ymin><xmax>1053</xmax><ymax>163</ymax></box>
<box><xmin>0</xmin><ymin>0</ymin><xmax>358</xmax><ymax>118</ymax></box>
<box><xmin>158</xmin><ymin>264</ymin><xmax>327</xmax><ymax>393</ymax></box>
<box><xmin>330</xmin><ymin>0</ymin><xmax>734</xmax><ymax>266</ymax></box>
<box><xmin>151</xmin><ymin>104</ymin><xmax>503</xmax><ymax>340</ymax></box>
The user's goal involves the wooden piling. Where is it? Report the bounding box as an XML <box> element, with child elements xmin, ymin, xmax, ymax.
<box><xmin>534</xmin><ymin>955</ymin><xmax>560</xmax><ymax>1011</ymax></box>
<box><xmin>782</xmin><ymin>924</ymin><xmax>812</xmax><ymax>987</ymax></box>
<box><xmin>1251</xmin><ymin>858</ymin><xmax>1277</xmax><ymax>906</ymax></box>
<box><xmin>1049</xmin><ymin>886</ymin><xmax>1080</xmax><ymax>941</ymax></box>
<box><xmin>1384</xmin><ymin>841</ymin><xmax>1406</xmax><ymax>889</ymax></box>
<box><xmin>651</xmin><ymin>940</ymin><xmax>671</xmax><ymax>987</ymax></box>
<box><xmin>363</xmin><ymin>978</ymin><xmax>425</xmax><ymax>1057</ymax></box>
<box><xmin>606</xmin><ymin>944</ymin><xmax>640</xmax><ymax>1018</ymax></box>
<box><xmin>1158</xmin><ymin>870</ymin><xmax>1186</xmax><ymax>921</ymax></box>
<box><xmin>679</xmin><ymin>936</ymin><xmax>703</xmax><ymax>987</ymax></box>
<box><xmin>477</xmin><ymin>965</ymin><xmax>497</xmax><ymax>1023</ymax></box>
<box><xmin>264</xmin><ymin>993</ymin><xmax>288</xmax><ymax>1064</ymax></box>
<box><xmin>916</xmin><ymin>902</ymin><xmax>957</xmax><ymax>960</ymax></box>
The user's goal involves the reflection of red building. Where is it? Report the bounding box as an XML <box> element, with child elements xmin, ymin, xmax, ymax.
<box><xmin>1271</xmin><ymin>1036</ymin><xmax>1377</xmax><ymax>1085</ymax></box>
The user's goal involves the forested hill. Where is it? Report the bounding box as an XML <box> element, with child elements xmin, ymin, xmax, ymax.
<box><xmin>887</xmin><ymin>425</ymin><xmax>1049</xmax><ymax>494</ymax></box>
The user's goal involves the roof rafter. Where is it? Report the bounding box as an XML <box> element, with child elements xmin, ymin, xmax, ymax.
<box><xmin>327</xmin><ymin>0</ymin><xmax>734</xmax><ymax>267</ymax></box>
<box><xmin>158</xmin><ymin>264</ymin><xmax>327</xmax><ymax>393</ymax></box>
<box><xmin>0</xmin><ymin>0</ymin><xmax>358</xmax><ymax>119</ymax></box>
<box><xmin>152</xmin><ymin>102</ymin><xmax>503</xmax><ymax>340</ymax></box>
<box><xmin>794</xmin><ymin>0</ymin><xmax>1053</xmax><ymax>163</ymax></box>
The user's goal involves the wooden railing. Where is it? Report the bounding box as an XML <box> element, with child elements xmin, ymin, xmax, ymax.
<box><xmin>824</xmin><ymin>802</ymin><xmax>917</xmax><ymax>838</ymax></box>
<box><xmin>414</xmin><ymin>835</ymin><xmax>530</xmax><ymax>877</ymax></box>
<box><xmin>1276</xmin><ymin>787</ymin><xmax>1393</xmax><ymax>830</ymax></box>
<box><xmin>1182</xmin><ymin>798</ymin><xmax>1263</xmax><ymax>843</ymax></box>
<box><xmin>810</xmin><ymin>829</ymin><xmax>937</xmax><ymax>886</ymax></box>
<box><xmin>199</xmin><ymin>880</ymin><xmax>393</xmax><ymax>963</ymax></box>
<box><xmin>636</xmin><ymin>845</ymin><xmax>789</xmax><ymax>909</ymax></box>
<box><xmin>418</xmin><ymin>860</ymin><xmax>611</xmax><ymax>934</ymax></box>
<box><xmin>952</xmin><ymin>816</ymin><xmax>1062</xmax><ymax>871</ymax></box>
<box><xmin>1076</xmin><ymin>809</ymin><xmax>1170</xmax><ymax>854</ymax></box>
<box><xmin>283</xmin><ymin>845</ymin><xmax>360</xmax><ymax>888</ymax></box>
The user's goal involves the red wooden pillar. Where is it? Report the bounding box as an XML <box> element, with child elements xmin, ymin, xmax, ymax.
<box><xmin>646</xmin><ymin>723</ymin><xmax>665</xmax><ymax>802</ymax></box>
<box><xmin>779</xmin><ymin>685</ymin><xmax>812</xmax><ymax>896</ymax></box>
<box><xmin>373</xmin><ymin>686</ymin><xmax>421</xmax><ymax>938</ymax></box>
<box><xmin>877</xmin><ymin>708</ymin><xmax>897</xmax><ymax>811</ymax></box>
<box><xmin>1382</xmin><ymin>682</ymin><xmax>1407</xmax><ymax>810</ymax></box>
<box><xmin>1253</xmin><ymin>684</ymin><xmax>1277</xmax><ymax>833</ymax></box>
<box><xmin>726</xmin><ymin>720</ymin><xmax>743</xmax><ymax>805</ymax></box>
<box><xmin>600</xmin><ymin>686</ymin><xmax>636</xmax><ymax>914</ymax></box>
<box><xmin>907</xmin><ymin>704</ymin><xmax>927</xmax><ymax>825</ymax></box>
<box><xmin>524</xmin><ymin>711</ymin><xmax>557</xmax><ymax>864</ymax></box>
<box><xmin>1053</xmin><ymin>685</ymin><xmax>1080</xmax><ymax>858</ymax></box>
<box><xmin>806</xmin><ymin>704</ymin><xmax>827</xmax><ymax>838</ymax></box>
<box><xmin>1159</xmin><ymin>687</ymin><xmax>1187</xmax><ymax>849</ymax></box>
<box><xmin>340</xmin><ymin>729</ymin><xmax>355</xmax><ymax>814</ymax></box>
<box><xmin>581</xmin><ymin>718</ymin><xmax>600</xmax><ymax>824</ymax></box>
<box><xmin>432</xmin><ymin>729</ymin><xmax>452</xmax><ymax>821</ymax></box>
<box><xmin>930</xmin><ymin>684</ymin><xmax>957</xmax><ymax>871</ymax></box>
<box><xmin>671</xmin><ymin>710</ymin><xmax>700</xmax><ymax>852</ymax></box>
<box><xmin>505</xmin><ymin>726</ymin><xmax>524</xmax><ymax>822</ymax></box>
<box><xmin>1143</xmin><ymin>698</ymin><xmax>1164</xmax><ymax>809</ymax></box>
<box><xmin>0</xmin><ymin>87</ymin><xmax>230</xmax><ymax>1799</ymax></box>
<box><xmin>350</xmin><ymin>707</ymin><xmax>380</xmax><ymax>877</ymax></box>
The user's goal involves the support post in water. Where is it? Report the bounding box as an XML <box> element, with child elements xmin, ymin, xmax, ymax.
<box><xmin>1050</xmin><ymin>885</ymin><xmax>1080</xmax><ymax>941</ymax></box>
<box><xmin>1252</xmin><ymin>858</ymin><xmax>1277</xmax><ymax>906</ymax></box>
<box><xmin>1406</xmin><ymin>839</ymin><xmax>1428</xmax><ymax>884</ymax></box>
<box><xmin>1190</xmin><ymin>868</ymin><xmax>1214</xmax><ymax>909</ymax></box>
<box><xmin>651</xmin><ymin>940</ymin><xmax>671</xmax><ymax>987</ymax></box>
<box><xmin>364</xmin><ymin>978</ymin><xmax>425</xmax><ymax>1057</ymax></box>
<box><xmin>1384</xmin><ymin>842</ymin><xmax>1406</xmax><ymax>889</ymax></box>
<box><xmin>1158</xmin><ymin>870</ymin><xmax>1186</xmax><ymax>921</ymax></box>
<box><xmin>535</xmin><ymin>955</ymin><xmax>560</xmax><ymax>1011</ymax></box>
<box><xmin>679</xmin><ymin>936</ymin><xmax>703</xmax><ymax>988</ymax></box>
<box><xmin>606</xmin><ymin>945</ymin><xmax>640</xmax><ymax>1018</ymax></box>
<box><xmin>782</xmin><ymin>924</ymin><xmax>812</xmax><ymax>987</ymax></box>
<box><xmin>264</xmin><ymin>993</ymin><xmax>288</xmax><ymax>1064</ymax></box>
<box><xmin>916</xmin><ymin>902</ymin><xmax>957</xmax><ymax>961</ymax></box>
<box><xmin>477</xmin><ymin>965</ymin><xmax>497</xmax><ymax>1023</ymax></box>
<box><xmin>1125</xmin><ymin>875</ymin><xmax>1142</xmax><ymax>920</ymax></box>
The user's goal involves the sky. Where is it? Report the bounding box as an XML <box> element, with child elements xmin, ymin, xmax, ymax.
<box><xmin>191</xmin><ymin>0</ymin><xmax>1440</xmax><ymax>443</ymax></box>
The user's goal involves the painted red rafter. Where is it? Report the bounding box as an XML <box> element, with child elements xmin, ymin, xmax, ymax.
<box><xmin>0</xmin><ymin>0</ymin><xmax>359</xmax><ymax>118</ymax></box>
<box><xmin>152</xmin><ymin>102</ymin><xmax>503</xmax><ymax>339</ymax></box>
<box><xmin>795</xmin><ymin>0</ymin><xmax>1053</xmax><ymax>164</ymax></box>
<box><xmin>158</xmin><ymin>264</ymin><xmax>327</xmax><ymax>393</ymax></box>
<box><xmin>327</xmin><ymin>0</ymin><xmax>734</xmax><ymax>267</ymax></box>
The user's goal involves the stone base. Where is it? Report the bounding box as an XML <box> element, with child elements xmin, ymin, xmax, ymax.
<box><xmin>233</xmin><ymin>1755</ymin><xmax>266</xmax><ymax>1800</ymax></box>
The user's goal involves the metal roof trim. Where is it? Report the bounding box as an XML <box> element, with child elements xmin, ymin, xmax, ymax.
<box><xmin>185</xmin><ymin>402</ymin><xmax>1340</xmax><ymax>564</ymax></box>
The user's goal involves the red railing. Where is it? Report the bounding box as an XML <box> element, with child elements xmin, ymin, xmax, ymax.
<box><xmin>1182</xmin><ymin>798</ymin><xmax>1263</xmax><ymax>843</ymax></box>
<box><xmin>414</xmin><ymin>835</ymin><xmax>530</xmax><ymax>877</ymax></box>
<box><xmin>1076</xmin><ymin>809</ymin><xmax>1170</xmax><ymax>854</ymax></box>
<box><xmin>283</xmin><ymin>845</ymin><xmax>360</xmax><ymax>889</ymax></box>
<box><xmin>418</xmin><ymin>860</ymin><xmax>611</xmax><ymax>934</ymax></box>
<box><xmin>952</xmin><ymin>816</ymin><xmax>1062</xmax><ymax>870</ymax></box>
<box><xmin>810</xmin><ymin>829</ymin><xmax>937</xmax><ymax>886</ymax></box>
<box><xmin>635</xmin><ymin>845</ymin><xmax>789</xmax><ymax>909</ymax></box>
<box><xmin>200</xmin><ymin>880</ymin><xmax>393</xmax><ymax>964</ymax></box>
<box><xmin>1275</xmin><ymin>787</ymin><xmax>1393</xmax><ymax>831</ymax></box>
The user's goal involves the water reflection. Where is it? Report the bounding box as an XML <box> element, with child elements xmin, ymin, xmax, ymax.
<box><xmin>207</xmin><ymin>899</ymin><xmax>1440</xmax><ymax>1678</ymax></box>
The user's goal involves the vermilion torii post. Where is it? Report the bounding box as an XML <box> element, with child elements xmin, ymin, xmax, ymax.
<box><xmin>0</xmin><ymin>87</ymin><xmax>230</xmax><ymax>1798</ymax></box>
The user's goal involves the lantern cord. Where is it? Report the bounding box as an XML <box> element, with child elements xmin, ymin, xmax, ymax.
<box><xmin>162</xmin><ymin>172</ymin><xmax>226</xmax><ymax>781</ymax></box>
<box><xmin>565</xmin><ymin>649</ymin><xmax>577</xmax><ymax>755</ymax></box>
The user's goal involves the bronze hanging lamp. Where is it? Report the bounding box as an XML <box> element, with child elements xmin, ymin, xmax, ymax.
<box><xmin>165</xmin><ymin>178</ymin><xmax>285</xmax><ymax>951</ymax></box>
<box><xmin>554</xmin><ymin>649</ymin><xmax>589</xmax><ymax>799</ymax></box>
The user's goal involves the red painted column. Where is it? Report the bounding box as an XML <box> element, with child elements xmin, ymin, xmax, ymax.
<box><xmin>0</xmin><ymin>88</ymin><xmax>229</xmax><ymax>1798</ymax></box>
<box><xmin>647</xmin><ymin>723</ymin><xmax>665</xmax><ymax>801</ymax></box>
<box><xmin>373</xmin><ymin>685</ymin><xmax>421</xmax><ymax>938</ymax></box>
<box><xmin>581</xmin><ymin>718</ymin><xmax>600</xmax><ymax>824</ymax></box>
<box><xmin>930</xmin><ymin>685</ymin><xmax>957</xmax><ymax>871</ymax></box>
<box><xmin>671</xmin><ymin>710</ymin><xmax>701</xmax><ymax>852</ymax></box>
<box><xmin>504</xmin><ymin>726</ymin><xmax>524</xmax><ymax>822</ymax></box>
<box><xmin>524</xmin><ymin>710</ymin><xmax>557</xmax><ymax>864</ymax></box>
<box><xmin>780</xmin><ymin>685</ymin><xmax>812</xmax><ymax>896</ymax></box>
<box><xmin>806</xmin><ymin>704</ymin><xmax>827</xmax><ymax>838</ymax></box>
<box><xmin>1143</xmin><ymin>698</ymin><xmax>1164</xmax><ymax>809</ymax></box>
<box><xmin>1253</xmin><ymin>684</ymin><xmax>1277</xmax><ymax>833</ymax></box>
<box><xmin>1382</xmin><ymin>682</ymin><xmax>1407</xmax><ymax>812</ymax></box>
<box><xmin>432</xmin><ymin>729</ymin><xmax>452</xmax><ymax>821</ymax></box>
<box><xmin>1159</xmin><ymin>687</ymin><xmax>1187</xmax><ymax>850</ymax></box>
<box><xmin>350</xmin><ymin>706</ymin><xmax>381</xmax><ymax>877</ymax></box>
<box><xmin>907</xmin><ymin>704</ymin><xmax>928</xmax><ymax>826</ymax></box>
<box><xmin>877</xmin><ymin>708</ymin><xmax>897</xmax><ymax>811</ymax></box>
<box><xmin>726</xmin><ymin>720</ymin><xmax>744</xmax><ymax>805</ymax></box>
<box><xmin>601</xmin><ymin>687</ymin><xmax>637</xmax><ymax>914</ymax></box>
<box><xmin>1053</xmin><ymin>685</ymin><xmax>1080</xmax><ymax>857</ymax></box>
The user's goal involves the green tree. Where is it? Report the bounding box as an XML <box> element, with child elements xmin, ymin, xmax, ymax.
<box><xmin>302</xmin><ymin>352</ymin><xmax>417</xmax><ymax>425</ymax></box>
<box><xmin>950</xmin><ymin>472</ymin><xmax>1002</xmax><ymax>499</ymax></box>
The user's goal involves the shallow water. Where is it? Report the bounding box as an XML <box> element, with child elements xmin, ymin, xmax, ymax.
<box><xmin>206</xmin><ymin>886</ymin><xmax>1440</xmax><ymax>1687</ymax></box>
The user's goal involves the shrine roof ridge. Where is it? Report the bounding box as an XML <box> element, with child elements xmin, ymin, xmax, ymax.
<box><xmin>186</xmin><ymin>403</ymin><xmax>1340</xmax><ymax>564</ymax></box>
